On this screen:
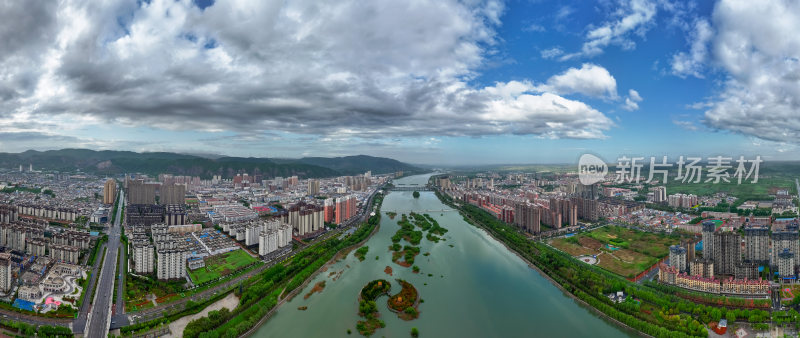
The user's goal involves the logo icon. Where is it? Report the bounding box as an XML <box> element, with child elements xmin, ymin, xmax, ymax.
<box><xmin>578</xmin><ymin>154</ymin><xmax>607</xmax><ymax>185</ymax></box>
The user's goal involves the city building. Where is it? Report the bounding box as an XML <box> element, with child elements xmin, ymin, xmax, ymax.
<box><xmin>702</xmin><ymin>221</ymin><xmax>716</xmax><ymax>260</ymax></box>
<box><xmin>160</xmin><ymin>183</ymin><xmax>186</xmax><ymax>205</ymax></box>
<box><xmin>156</xmin><ymin>242</ymin><xmax>189</xmax><ymax>280</ymax></box>
<box><xmin>285</xmin><ymin>201</ymin><xmax>324</xmax><ymax>236</ymax></box>
<box><xmin>513</xmin><ymin>203</ymin><xmax>541</xmax><ymax>233</ymax></box>
<box><xmin>165</xmin><ymin>204</ymin><xmax>187</xmax><ymax>226</ymax></box>
<box><xmin>335</xmin><ymin>195</ymin><xmax>357</xmax><ymax>225</ymax></box>
<box><xmin>771</xmin><ymin>225</ymin><xmax>800</xmax><ymax>271</ymax></box>
<box><xmin>127</xmin><ymin>180</ymin><xmax>157</xmax><ymax>204</ymax></box>
<box><xmin>689</xmin><ymin>259</ymin><xmax>714</xmax><ymax>279</ymax></box>
<box><xmin>323</xmin><ymin>198</ymin><xmax>335</xmax><ymax>223</ymax></box>
<box><xmin>651</xmin><ymin>186</ymin><xmax>667</xmax><ymax>203</ymax></box>
<box><xmin>777</xmin><ymin>249</ymin><xmax>796</xmax><ymax>279</ymax></box>
<box><xmin>126</xmin><ymin>204</ymin><xmax>165</xmax><ymax>226</ymax></box>
<box><xmin>571</xmin><ymin>197</ymin><xmax>599</xmax><ymax>222</ymax></box>
<box><xmin>713</xmin><ymin>231</ymin><xmax>741</xmax><ymax>276</ymax></box>
<box><xmin>103</xmin><ymin>179</ymin><xmax>117</xmax><ymax>205</ymax></box>
<box><xmin>131</xmin><ymin>241</ymin><xmax>155</xmax><ymax>274</ymax></box>
<box><xmin>0</xmin><ymin>254</ymin><xmax>11</xmax><ymax>293</ymax></box>
<box><xmin>669</xmin><ymin>245</ymin><xmax>687</xmax><ymax>273</ymax></box>
<box><xmin>668</xmin><ymin>194</ymin><xmax>698</xmax><ymax>208</ymax></box>
<box><xmin>307</xmin><ymin>180</ymin><xmax>320</xmax><ymax>196</ymax></box>
<box><xmin>743</xmin><ymin>225</ymin><xmax>769</xmax><ymax>264</ymax></box>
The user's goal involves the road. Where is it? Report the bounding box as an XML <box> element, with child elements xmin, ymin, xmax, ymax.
<box><xmin>111</xmin><ymin>236</ymin><xmax>129</xmax><ymax>327</ymax></box>
<box><xmin>71</xmin><ymin>241</ymin><xmax>106</xmax><ymax>333</ymax></box>
<box><xmin>85</xmin><ymin>190</ymin><xmax>125</xmax><ymax>337</ymax></box>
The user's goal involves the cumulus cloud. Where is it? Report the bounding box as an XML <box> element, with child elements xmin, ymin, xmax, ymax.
<box><xmin>622</xmin><ymin>89</ymin><xmax>643</xmax><ymax>111</ymax></box>
<box><xmin>699</xmin><ymin>0</ymin><xmax>800</xmax><ymax>143</ymax></box>
<box><xmin>561</xmin><ymin>0</ymin><xmax>657</xmax><ymax>60</ymax></box>
<box><xmin>0</xmin><ymin>0</ymin><xmax>619</xmax><ymax>147</ymax></box>
<box><xmin>536</xmin><ymin>64</ymin><xmax>618</xmax><ymax>99</ymax></box>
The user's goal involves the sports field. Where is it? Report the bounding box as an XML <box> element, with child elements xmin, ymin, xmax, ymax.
<box><xmin>189</xmin><ymin>249</ymin><xmax>259</xmax><ymax>285</ymax></box>
<box><xmin>550</xmin><ymin>226</ymin><xmax>686</xmax><ymax>278</ymax></box>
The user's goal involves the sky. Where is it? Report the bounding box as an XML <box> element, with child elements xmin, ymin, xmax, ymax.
<box><xmin>1</xmin><ymin>0</ymin><xmax>799</xmax><ymax>165</ymax></box>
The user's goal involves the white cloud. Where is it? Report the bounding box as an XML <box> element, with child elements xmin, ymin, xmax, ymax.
<box><xmin>561</xmin><ymin>0</ymin><xmax>657</xmax><ymax>60</ymax></box>
<box><xmin>670</xmin><ymin>18</ymin><xmax>713</xmax><ymax>78</ymax></box>
<box><xmin>672</xmin><ymin>120</ymin><xmax>697</xmax><ymax>131</ymax></box>
<box><xmin>524</xmin><ymin>23</ymin><xmax>545</xmax><ymax>32</ymax></box>
<box><xmin>628</xmin><ymin>89</ymin><xmax>642</xmax><ymax>102</ymax></box>
<box><xmin>700</xmin><ymin>0</ymin><xmax>800</xmax><ymax>143</ymax></box>
<box><xmin>536</xmin><ymin>63</ymin><xmax>618</xmax><ymax>99</ymax></box>
<box><xmin>540</xmin><ymin>47</ymin><xmax>564</xmax><ymax>59</ymax></box>
<box><xmin>623</xmin><ymin>99</ymin><xmax>638</xmax><ymax>111</ymax></box>
<box><xmin>622</xmin><ymin>88</ymin><xmax>642</xmax><ymax>110</ymax></box>
<box><xmin>0</xmin><ymin>0</ymin><xmax>620</xmax><ymax>149</ymax></box>
<box><xmin>480</xmin><ymin>84</ymin><xmax>614</xmax><ymax>139</ymax></box>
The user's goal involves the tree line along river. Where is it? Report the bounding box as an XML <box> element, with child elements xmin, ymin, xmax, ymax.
<box><xmin>252</xmin><ymin>173</ymin><xmax>633</xmax><ymax>337</ymax></box>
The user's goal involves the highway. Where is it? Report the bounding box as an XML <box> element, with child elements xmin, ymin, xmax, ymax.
<box><xmin>85</xmin><ymin>190</ymin><xmax>125</xmax><ymax>337</ymax></box>
<box><xmin>111</xmin><ymin>237</ymin><xmax>128</xmax><ymax>327</ymax></box>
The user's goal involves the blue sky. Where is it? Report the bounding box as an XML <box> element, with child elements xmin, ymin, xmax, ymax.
<box><xmin>1</xmin><ymin>0</ymin><xmax>798</xmax><ymax>165</ymax></box>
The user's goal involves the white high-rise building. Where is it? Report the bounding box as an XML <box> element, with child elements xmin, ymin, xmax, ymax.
<box><xmin>0</xmin><ymin>255</ymin><xmax>11</xmax><ymax>292</ymax></box>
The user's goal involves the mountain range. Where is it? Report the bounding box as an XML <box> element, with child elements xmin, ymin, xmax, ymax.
<box><xmin>0</xmin><ymin>149</ymin><xmax>420</xmax><ymax>179</ymax></box>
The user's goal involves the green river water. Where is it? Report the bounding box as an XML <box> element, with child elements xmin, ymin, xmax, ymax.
<box><xmin>252</xmin><ymin>173</ymin><xmax>633</xmax><ymax>337</ymax></box>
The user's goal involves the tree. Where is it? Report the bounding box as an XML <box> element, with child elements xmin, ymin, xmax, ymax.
<box><xmin>726</xmin><ymin>311</ymin><xmax>736</xmax><ymax>323</ymax></box>
<box><xmin>412</xmin><ymin>191</ymin><xmax>420</xmax><ymax>198</ymax></box>
<box><xmin>411</xmin><ymin>327</ymin><xmax>419</xmax><ymax>337</ymax></box>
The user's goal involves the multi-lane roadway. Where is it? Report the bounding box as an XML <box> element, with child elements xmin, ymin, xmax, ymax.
<box><xmin>84</xmin><ymin>190</ymin><xmax>125</xmax><ymax>337</ymax></box>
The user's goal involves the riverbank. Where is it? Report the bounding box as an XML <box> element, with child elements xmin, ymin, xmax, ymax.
<box><xmin>435</xmin><ymin>190</ymin><xmax>648</xmax><ymax>338</ymax></box>
<box><xmin>166</xmin><ymin>292</ymin><xmax>240</xmax><ymax>337</ymax></box>
<box><xmin>241</xmin><ymin>203</ymin><xmax>384</xmax><ymax>338</ymax></box>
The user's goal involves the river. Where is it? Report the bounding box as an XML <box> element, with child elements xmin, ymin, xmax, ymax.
<box><xmin>252</xmin><ymin>173</ymin><xmax>633</xmax><ymax>337</ymax></box>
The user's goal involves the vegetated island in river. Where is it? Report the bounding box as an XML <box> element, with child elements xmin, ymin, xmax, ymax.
<box><xmin>385</xmin><ymin>211</ymin><xmax>397</xmax><ymax>219</ymax></box>
<box><xmin>387</xmin><ymin>279</ymin><xmax>420</xmax><ymax>321</ymax></box>
<box><xmin>390</xmin><ymin>243</ymin><xmax>420</xmax><ymax>267</ymax></box>
<box><xmin>354</xmin><ymin>246</ymin><xmax>369</xmax><ymax>261</ymax></box>
<box><xmin>389</xmin><ymin>212</ymin><xmax>448</xmax><ymax>267</ymax></box>
<box><xmin>356</xmin><ymin>279</ymin><xmax>392</xmax><ymax>336</ymax></box>
<box><xmin>304</xmin><ymin>281</ymin><xmax>326</xmax><ymax>300</ymax></box>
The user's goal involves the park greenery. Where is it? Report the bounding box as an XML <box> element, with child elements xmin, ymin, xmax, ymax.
<box><xmin>188</xmin><ymin>249</ymin><xmax>261</xmax><ymax>285</ymax></box>
<box><xmin>434</xmin><ymin>190</ymin><xmax>800</xmax><ymax>337</ymax></box>
<box><xmin>0</xmin><ymin>320</ymin><xmax>71</xmax><ymax>337</ymax></box>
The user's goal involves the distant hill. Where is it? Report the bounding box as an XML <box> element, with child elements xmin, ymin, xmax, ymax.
<box><xmin>0</xmin><ymin>149</ymin><xmax>418</xmax><ymax>178</ymax></box>
<box><xmin>291</xmin><ymin>155</ymin><xmax>419</xmax><ymax>175</ymax></box>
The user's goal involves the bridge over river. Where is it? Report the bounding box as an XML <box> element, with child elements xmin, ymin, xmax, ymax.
<box><xmin>382</xmin><ymin>208</ymin><xmax>456</xmax><ymax>213</ymax></box>
<box><xmin>390</xmin><ymin>186</ymin><xmax>433</xmax><ymax>191</ymax></box>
